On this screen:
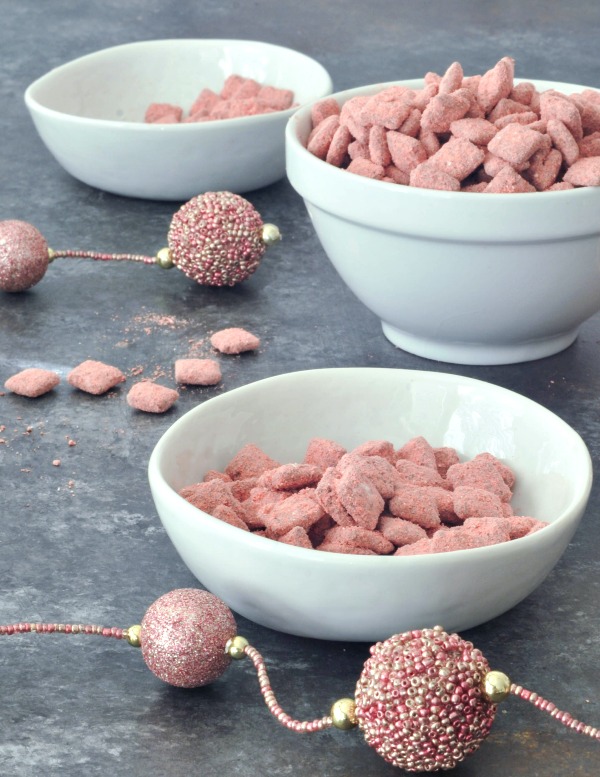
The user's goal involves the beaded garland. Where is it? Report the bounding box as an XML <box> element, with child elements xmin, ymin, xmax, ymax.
<box><xmin>1</xmin><ymin>588</ymin><xmax>598</xmax><ymax>773</ymax></box>
<box><xmin>0</xmin><ymin>191</ymin><xmax>280</xmax><ymax>293</ymax></box>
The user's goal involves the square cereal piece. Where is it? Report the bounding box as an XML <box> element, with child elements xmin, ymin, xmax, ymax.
<box><xmin>67</xmin><ymin>359</ymin><xmax>125</xmax><ymax>395</ymax></box>
<box><xmin>126</xmin><ymin>381</ymin><xmax>178</xmax><ymax>413</ymax></box>
<box><xmin>174</xmin><ymin>358</ymin><xmax>222</xmax><ymax>386</ymax></box>
<box><xmin>210</xmin><ymin>327</ymin><xmax>260</xmax><ymax>354</ymax></box>
<box><xmin>224</xmin><ymin>443</ymin><xmax>279</xmax><ymax>480</ymax></box>
<box><xmin>4</xmin><ymin>367</ymin><xmax>60</xmax><ymax>398</ymax></box>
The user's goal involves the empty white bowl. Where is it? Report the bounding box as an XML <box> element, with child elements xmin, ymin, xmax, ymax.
<box><xmin>148</xmin><ymin>367</ymin><xmax>592</xmax><ymax>641</ymax></box>
<box><xmin>25</xmin><ymin>39</ymin><xmax>333</xmax><ymax>200</ymax></box>
<box><xmin>286</xmin><ymin>79</ymin><xmax>600</xmax><ymax>365</ymax></box>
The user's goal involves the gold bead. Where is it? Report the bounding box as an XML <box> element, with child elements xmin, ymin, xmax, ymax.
<box><xmin>48</xmin><ymin>248</ymin><xmax>57</xmax><ymax>263</ymax></box>
<box><xmin>483</xmin><ymin>670</ymin><xmax>511</xmax><ymax>703</ymax></box>
<box><xmin>261</xmin><ymin>223</ymin><xmax>281</xmax><ymax>246</ymax></box>
<box><xmin>225</xmin><ymin>635</ymin><xmax>249</xmax><ymax>660</ymax></box>
<box><xmin>124</xmin><ymin>624</ymin><xmax>142</xmax><ymax>648</ymax></box>
<box><xmin>330</xmin><ymin>698</ymin><xmax>358</xmax><ymax>730</ymax></box>
<box><xmin>156</xmin><ymin>247</ymin><xmax>175</xmax><ymax>269</ymax></box>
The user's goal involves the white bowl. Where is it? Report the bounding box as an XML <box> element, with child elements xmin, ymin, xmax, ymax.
<box><xmin>25</xmin><ymin>39</ymin><xmax>333</xmax><ymax>200</ymax></box>
<box><xmin>286</xmin><ymin>79</ymin><xmax>600</xmax><ymax>365</ymax></box>
<box><xmin>148</xmin><ymin>367</ymin><xmax>592</xmax><ymax>641</ymax></box>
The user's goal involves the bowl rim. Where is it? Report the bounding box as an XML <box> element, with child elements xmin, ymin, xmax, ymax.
<box><xmin>148</xmin><ymin>366</ymin><xmax>593</xmax><ymax>565</ymax></box>
<box><xmin>24</xmin><ymin>37</ymin><xmax>334</xmax><ymax>132</ymax></box>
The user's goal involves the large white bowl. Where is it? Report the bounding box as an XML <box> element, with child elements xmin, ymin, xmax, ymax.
<box><xmin>25</xmin><ymin>39</ymin><xmax>332</xmax><ymax>200</ymax></box>
<box><xmin>286</xmin><ymin>79</ymin><xmax>600</xmax><ymax>366</ymax></box>
<box><xmin>148</xmin><ymin>368</ymin><xmax>592</xmax><ymax>641</ymax></box>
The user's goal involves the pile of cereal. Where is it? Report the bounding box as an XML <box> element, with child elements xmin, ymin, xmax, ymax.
<box><xmin>307</xmin><ymin>57</ymin><xmax>600</xmax><ymax>192</ymax></box>
<box><xmin>145</xmin><ymin>75</ymin><xmax>294</xmax><ymax>124</ymax></box>
<box><xmin>179</xmin><ymin>435</ymin><xmax>548</xmax><ymax>556</ymax></box>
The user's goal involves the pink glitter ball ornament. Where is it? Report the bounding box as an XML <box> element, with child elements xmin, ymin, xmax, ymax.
<box><xmin>140</xmin><ymin>589</ymin><xmax>237</xmax><ymax>688</ymax></box>
<box><xmin>354</xmin><ymin>625</ymin><xmax>496</xmax><ymax>772</ymax></box>
<box><xmin>0</xmin><ymin>192</ymin><xmax>280</xmax><ymax>293</ymax></box>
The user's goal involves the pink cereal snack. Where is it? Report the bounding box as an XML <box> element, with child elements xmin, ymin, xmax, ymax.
<box><xmin>4</xmin><ymin>367</ymin><xmax>60</xmax><ymax>397</ymax></box>
<box><xmin>179</xmin><ymin>435</ymin><xmax>550</xmax><ymax>556</ymax></box>
<box><xmin>210</xmin><ymin>327</ymin><xmax>260</xmax><ymax>355</ymax></box>
<box><xmin>174</xmin><ymin>358</ymin><xmax>221</xmax><ymax>386</ymax></box>
<box><xmin>306</xmin><ymin>57</ymin><xmax>600</xmax><ymax>192</ymax></box>
<box><xmin>67</xmin><ymin>359</ymin><xmax>125</xmax><ymax>395</ymax></box>
<box><xmin>145</xmin><ymin>74</ymin><xmax>294</xmax><ymax>124</ymax></box>
<box><xmin>126</xmin><ymin>381</ymin><xmax>178</xmax><ymax>413</ymax></box>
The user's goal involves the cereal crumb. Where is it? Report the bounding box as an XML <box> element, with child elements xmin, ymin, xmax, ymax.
<box><xmin>52</xmin><ymin>459</ymin><xmax>61</xmax><ymax>467</ymax></box>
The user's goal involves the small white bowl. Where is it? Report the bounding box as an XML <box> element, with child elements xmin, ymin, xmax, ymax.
<box><xmin>286</xmin><ymin>79</ymin><xmax>600</xmax><ymax>366</ymax></box>
<box><xmin>25</xmin><ymin>39</ymin><xmax>333</xmax><ymax>200</ymax></box>
<box><xmin>148</xmin><ymin>367</ymin><xmax>592</xmax><ymax>641</ymax></box>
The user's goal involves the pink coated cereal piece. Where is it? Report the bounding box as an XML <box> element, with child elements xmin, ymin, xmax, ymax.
<box><xmin>203</xmin><ymin>469</ymin><xmax>232</xmax><ymax>483</ymax></box>
<box><xmin>446</xmin><ymin>459</ymin><xmax>513</xmax><ymax>502</ymax></box>
<box><xmin>126</xmin><ymin>381</ymin><xmax>178</xmax><ymax>413</ymax></box>
<box><xmin>351</xmin><ymin>439</ymin><xmax>395</xmax><ymax>462</ymax></box>
<box><xmin>384</xmin><ymin>164</ymin><xmax>410</xmax><ymax>185</ymax></box>
<box><xmin>227</xmin><ymin>98</ymin><xmax>270</xmax><ymax>118</ymax></box>
<box><xmin>378</xmin><ymin>514</ymin><xmax>427</xmax><ymax>546</ymax></box>
<box><xmin>452</xmin><ymin>486</ymin><xmax>505</xmax><ymax>520</ymax></box>
<box><xmin>179</xmin><ymin>479</ymin><xmax>243</xmax><ymax>517</ymax></box>
<box><xmin>311</xmin><ymin>97</ymin><xmax>341</xmax><ymax>127</ymax></box>
<box><xmin>477</xmin><ymin>57</ymin><xmax>514</xmax><ymax>114</ymax></box>
<box><xmin>326</xmin><ymin>124</ymin><xmax>352</xmax><ymax>167</ymax></box>
<box><xmin>190</xmin><ymin>88</ymin><xmax>221</xmax><ymax>116</ymax></box>
<box><xmin>346</xmin><ymin>158</ymin><xmax>385</xmax><ymax>179</ymax></box>
<box><xmin>336</xmin><ymin>466</ymin><xmax>384</xmax><ymax>530</ymax></box>
<box><xmin>67</xmin><ymin>359</ymin><xmax>125</xmax><ymax>395</ymax></box>
<box><xmin>484</xmin><ymin>165</ymin><xmax>537</xmax><ymax>193</ymax></box>
<box><xmin>232</xmin><ymin>78</ymin><xmax>261</xmax><ymax>99</ymax></box>
<box><xmin>260</xmin><ymin>463</ymin><xmax>322</xmax><ymax>491</ymax></box>
<box><xmin>526</xmin><ymin>119</ymin><xmax>547</xmax><ymax>133</ymax></box>
<box><xmin>487</xmin><ymin>98</ymin><xmax>532</xmax><ymax>123</ymax></box>
<box><xmin>449</xmin><ymin>117</ymin><xmax>498</xmax><ymax>146</ymax></box>
<box><xmin>547</xmin><ymin>119</ymin><xmax>580</xmax><ymax>167</ymax></box>
<box><xmin>471</xmin><ymin>452</ymin><xmax>515</xmax><ymax>488</ymax></box>
<box><xmin>152</xmin><ymin>115</ymin><xmax>180</xmax><ymax>124</ymax></box>
<box><xmin>539</xmin><ymin>90</ymin><xmax>583</xmax><ymax>140</ymax></box>
<box><xmin>571</xmin><ymin>94</ymin><xmax>600</xmax><ymax>134</ymax></box>
<box><xmin>494</xmin><ymin>111</ymin><xmax>539</xmax><ymax>130</ymax></box>
<box><xmin>487</xmin><ymin>122</ymin><xmax>545</xmax><ymax>166</ymax></box>
<box><xmin>229</xmin><ymin>476</ymin><xmax>258</xmax><ymax>502</ymax></box>
<box><xmin>438</xmin><ymin>61</ymin><xmax>464</xmax><ymax>95</ymax></box>
<box><xmin>245</xmin><ymin>486</ymin><xmax>286</xmax><ymax>528</ymax></box>
<box><xmin>428</xmin><ymin>137</ymin><xmax>485</xmax><ymax>181</ymax></box>
<box><xmin>368</xmin><ymin>125</ymin><xmax>392</xmax><ymax>167</ymax></box>
<box><xmin>144</xmin><ymin>103</ymin><xmax>183</xmax><ymax>123</ymax></box>
<box><xmin>211</xmin><ymin>504</ymin><xmax>249</xmax><ymax>532</ymax></box>
<box><xmin>308</xmin><ymin>513</ymin><xmax>335</xmax><ymax>546</ymax></box>
<box><xmin>395</xmin><ymin>458</ymin><xmax>446</xmax><ymax>488</ymax></box>
<box><xmin>279</xmin><ymin>525</ymin><xmax>313</xmax><ymax>549</ymax></box>
<box><xmin>506</xmin><ymin>515</ymin><xmax>549</xmax><ymax>539</ymax></box>
<box><xmin>347</xmin><ymin>140</ymin><xmax>370</xmax><ymax>160</ymax></box>
<box><xmin>579</xmin><ymin>131</ymin><xmax>600</xmax><ymax>157</ymax></box>
<box><xmin>174</xmin><ymin>358</ymin><xmax>221</xmax><ymax>386</ymax></box>
<box><xmin>5</xmin><ymin>367</ymin><xmax>60</xmax><ymax>398</ymax></box>
<box><xmin>337</xmin><ymin>454</ymin><xmax>401</xmax><ymax>499</ymax></box>
<box><xmin>344</xmin><ymin>115</ymin><xmax>371</xmax><ymax>145</ymax></box>
<box><xmin>413</xmin><ymin>82</ymin><xmax>439</xmax><ymax>112</ymax></box>
<box><xmin>510</xmin><ymin>81</ymin><xmax>536</xmax><ymax>105</ymax></box>
<box><xmin>257</xmin><ymin>85</ymin><xmax>294</xmax><ymax>111</ymax></box>
<box><xmin>393</xmin><ymin>538</ymin><xmax>434</xmax><ymax>556</ymax></box>
<box><xmin>303</xmin><ymin>437</ymin><xmax>347</xmax><ymax>470</ymax></box>
<box><xmin>221</xmin><ymin>74</ymin><xmax>246</xmax><ymax>99</ymax></box>
<box><xmin>462</xmin><ymin>515</ymin><xmax>511</xmax><ymax>542</ymax></box>
<box><xmin>210</xmin><ymin>327</ymin><xmax>260</xmax><ymax>354</ymax></box>
<box><xmin>424</xmin><ymin>72</ymin><xmax>441</xmax><ymax>86</ymax></box>
<box><xmin>339</xmin><ymin>95</ymin><xmax>369</xmax><ymax>125</ymax></box>
<box><xmin>265</xmin><ymin>491</ymin><xmax>325</xmax><ymax>538</ymax></box>
<box><xmin>322</xmin><ymin>525</ymin><xmax>394</xmax><ymax>554</ymax></box>
<box><xmin>318</xmin><ymin>543</ymin><xmax>377</xmax><ymax>556</ymax></box>
<box><xmin>360</xmin><ymin>88</ymin><xmax>414</xmax><ymax>130</ymax></box>
<box><xmin>427</xmin><ymin>486</ymin><xmax>457</xmax><ymax>523</ymax></box>
<box><xmin>209</xmin><ymin>100</ymin><xmax>234</xmax><ymax>120</ymax></box>
<box><xmin>433</xmin><ymin>446</ymin><xmax>460</xmax><ymax>477</ymax></box>
<box><xmin>418</xmin><ymin>127</ymin><xmax>441</xmax><ymax>157</ymax></box>
<box><xmin>315</xmin><ymin>466</ymin><xmax>354</xmax><ymax>526</ymax></box>
<box><xmin>225</xmin><ymin>444</ymin><xmax>280</xmax><ymax>480</ymax></box>
<box><xmin>409</xmin><ymin>162</ymin><xmax>461</xmax><ymax>192</ymax></box>
<box><xmin>421</xmin><ymin>92</ymin><xmax>471</xmax><ymax>133</ymax></box>
<box><xmin>388</xmin><ymin>486</ymin><xmax>441</xmax><ymax>530</ymax></box>
<box><xmin>387</xmin><ymin>129</ymin><xmax>428</xmax><ymax>173</ymax></box>
<box><xmin>563</xmin><ymin>156</ymin><xmax>600</xmax><ymax>186</ymax></box>
<box><xmin>307</xmin><ymin>114</ymin><xmax>340</xmax><ymax>160</ymax></box>
<box><xmin>462</xmin><ymin>182</ymin><xmax>489</xmax><ymax>192</ymax></box>
<box><xmin>399</xmin><ymin>108</ymin><xmax>423</xmax><ymax>138</ymax></box>
<box><xmin>396</xmin><ymin>436</ymin><xmax>438</xmax><ymax>470</ymax></box>
<box><xmin>548</xmin><ymin>181</ymin><xmax>574</xmax><ymax>191</ymax></box>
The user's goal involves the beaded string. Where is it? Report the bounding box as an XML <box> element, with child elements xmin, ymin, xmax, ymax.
<box><xmin>50</xmin><ymin>249</ymin><xmax>156</xmax><ymax>265</ymax></box>
<box><xmin>0</xmin><ymin>621</ymin><xmax>126</xmax><ymax>639</ymax></box>
<box><xmin>243</xmin><ymin>643</ymin><xmax>334</xmax><ymax>733</ymax></box>
<box><xmin>511</xmin><ymin>683</ymin><xmax>600</xmax><ymax>740</ymax></box>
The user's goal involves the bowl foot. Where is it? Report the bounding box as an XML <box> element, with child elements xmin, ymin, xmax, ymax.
<box><xmin>381</xmin><ymin>322</ymin><xmax>579</xmax><ymax>365</ymax></box>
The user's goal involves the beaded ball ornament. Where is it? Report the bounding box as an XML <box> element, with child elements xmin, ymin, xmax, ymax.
<box><xmin>0</xmin><ymin>191</ymin><xmax>281</xmax><ymax>293</ymax></box>
<box><xmin>1</xmin><ymin>588</ymin><xmax>598</xmax><ymax>772</ymax></box>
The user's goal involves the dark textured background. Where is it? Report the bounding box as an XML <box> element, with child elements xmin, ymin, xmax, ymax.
<box><xmin>1</xmin><ymin>1</ymin><xmax>599</xmax><ymax>775</ymax></box>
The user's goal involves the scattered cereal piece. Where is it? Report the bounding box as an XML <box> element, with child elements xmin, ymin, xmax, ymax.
<box><xmin>210</xmin><ymin>327</ymin><xmax>260</xmax><ymax>355</ymax></box>
<box><xmin>174</xmin><ymin>358</ymin><xmax>222</xmax><ymax>386</ymax></box>
<box><xmin>5</xmin><ymin>368</ymin><xmax>60</xmax><ymax>398</ymax></box>
<box><xmin>126</xmin><ymin>381</ymin><xmax>178</xmax><ymax>413</ymax></box>
<box><xmin>67</xmin><ymin>359</ymin><xmax>125</xmax><ymax>395</ymax></box>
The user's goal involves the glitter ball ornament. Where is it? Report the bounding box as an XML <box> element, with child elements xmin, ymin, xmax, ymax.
<box><xmin>0</xmin><ymin>192</ymin><xmax>280</xmax><ymax>293</ymax></box>
<box><xmin>140</xmin><ymin>589</ymin><xmax>237</xmax><ymax>688</ymax></box>
<box><xmin>354</xmin><ymin>626</ymin><xmax>496</xmax><ymax>772</ymax></box>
